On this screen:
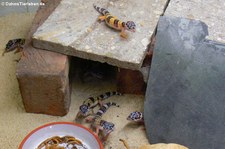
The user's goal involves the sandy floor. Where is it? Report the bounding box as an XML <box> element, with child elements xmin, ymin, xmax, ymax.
<box><xmin>0</xmin><ymin>13</ymin><xmax>148</xmax><ymax>149</ymax></box>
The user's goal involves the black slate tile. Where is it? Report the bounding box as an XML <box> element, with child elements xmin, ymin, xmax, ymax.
<box><xmin>144</xmin><ymin>16</ymin><xmax>225</xmax><ymax>149</ymax></box>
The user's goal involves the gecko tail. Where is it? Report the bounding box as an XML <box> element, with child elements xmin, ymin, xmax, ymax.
<box><xmin>110</xmin><ymin>102</ymin><xmax>120</xmax><ymax>107</ymax></box>
<box><xmin>93</xmin><ymin>4</ymin><xmax>109</xmax><ymax>15</ymax></box>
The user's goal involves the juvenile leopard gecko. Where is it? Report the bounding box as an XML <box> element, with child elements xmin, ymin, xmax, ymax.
<box><xmin>86</xmin><ymin>102</ymin><xmax>119</xmax><ymax>122</ymax></box>
<box><xmin>75</xmin><ymin>91</ymin><xmax>122</xmax><ymax>120</ymax></box>
<box><xmin>127</xmin><ymin>111</ymin><xmax>144</xmax><ymax>123</ymax></box>
<box><xmin>93</xmin><ymin>4</ymin><xmax>136</xmax><ymax>38</ymax></box>
<box><xmin>2</xmin><ymin>38</ymin><xmax>25</xmax><ymax>56</ymax></box>
<box><xmin>97</xmin><ymin>120</ymin><xmax>115</xmax><ymax>141</ymax></box>
<box><xmin>87</xmin><ymin>102</ymin><xmax>119</xmax><ymax>141</ymax></box>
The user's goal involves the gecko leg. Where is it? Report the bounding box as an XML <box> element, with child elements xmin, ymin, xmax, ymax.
<box><xmin>85</xmin><ymin>115</ymin><xmax>95</xmax><ymax>123</ymax></box>
<box><xmin>120</xmin><ymin>29</ymin><xmax>128</xmax><ymax>39</ymax></box>
<box><xmin>14</xmin><ymin>46</ymin><xmax>23</xmax><ymax>54</ymax></box>
<box><xmin>74</xmin><ymin>112</ymin><xmax>81</xmax><ymax>121</ymax></box>
<box><xmin>91</xmin><ymin>108</ymin><xmax>95</xmax><ymax>114</ymax></box>
<box><xmin>98</xmin><ymin>100</ymin><xmax>104</xmax><ymax>107</ymax></box>
<box><xmin>2</xmin><ymin>51</ymin><xmax>6</xmax><ymax>56</ymax></box>
<box><xmin>98</xmin><ymin>16</ymin><xmax>106</xmax><ymax>22</ymax></box>
<box><xmin>102</xmin><ymin>132</ymin><xmax>111</xmax><ymax>142</ymax></box>
<box><xmin>19</xmin><ymin>46</ymin><xmax>27</xmax><ymax>58</ymax></box>
<box><xmin>94</xmin><ymin>125</ymin><xmax>100</xmax><ymax>136</ymax></box>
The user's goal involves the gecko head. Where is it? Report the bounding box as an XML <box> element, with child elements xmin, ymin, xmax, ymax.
<box><xmin>3</xmin><ymin>39</ymin><xmax>25</xmax><ymax>55</ymax></box>
<box><xmin>100</xmin><ymin>120</ymin><xmax>115</xmax><ymax>132</ymax></box>
<box><xmin>4</xmin><ymin>40</ymin><xmax>16</xmax><ymax>53</ymax></box>
<box><xmin>127</xmin><ymin>111</ymin><xmax>143</xmax><ymax>121</ymax></box>
<box><xmin>125</xmin><ymin>21</ymin><xmax>136</xmax><ymax>32</ymax></box>
<box><xmin>79</xmin><ymin>105</ymin><xmax>89</xmax><ymax>116</ymax></box>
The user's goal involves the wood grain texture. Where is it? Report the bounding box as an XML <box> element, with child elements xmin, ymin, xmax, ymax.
<box><xmin>16</xmin><ymin>0</ymin><xmax>71</xmax><ymax>116</ymax></box>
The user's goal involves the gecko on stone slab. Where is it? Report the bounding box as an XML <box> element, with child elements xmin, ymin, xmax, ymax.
<box><xmin>93</xmin><ymin>4</ymin><xmax>136</xmax><ymax>39</ymax></box>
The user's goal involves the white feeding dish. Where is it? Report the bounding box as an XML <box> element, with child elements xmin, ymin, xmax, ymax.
<box><xmin>19</xmin><ymin>122</ymin><xmax>103</xmax><ymax>149</ymax></box>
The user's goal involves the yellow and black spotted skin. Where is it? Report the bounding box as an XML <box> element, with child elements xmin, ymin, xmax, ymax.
<box><xmin>93</xmin><ymin>4</ymin><xmax>136</xmax><ymax>38</ymax></box>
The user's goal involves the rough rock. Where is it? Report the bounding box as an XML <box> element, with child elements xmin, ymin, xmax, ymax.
<box><xmin>144</xmin><ymin>16</ymin><xmax>225</xmax><ymax>149</ymax></box>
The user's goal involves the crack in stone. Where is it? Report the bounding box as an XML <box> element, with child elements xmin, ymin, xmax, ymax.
<box><xmin>161</xmin><ymin>0</ymin><xmax>171</xmax><ymax>16</ymax></box>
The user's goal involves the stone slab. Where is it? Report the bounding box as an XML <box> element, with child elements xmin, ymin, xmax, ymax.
<box><xmin>16</xmin><ymin>0</ymin><xmax>71</xmax><ymax>116</ymax></box>
<box><xmin>144</xmin><ymin>16</ymin><xmax>225</xmax><ymax>149</ymax></box>
<box><xmin>165</xmin><ymin>0</ymin><xmax>225</xmax><ymax>43</ymax></box>
<box><xmin>32</xmin><ymin>0</ymin><xmax>167</xmax><ymax>70</ymax></box>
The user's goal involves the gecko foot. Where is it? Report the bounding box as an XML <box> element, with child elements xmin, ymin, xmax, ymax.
<box><xmin>120</xmin><ymin>32</ymin><xmax>128</xmax><ymax>39</ymax></box>
<box><xmin>98</xmin><ymin>16</ymin><xmax>106</xmax><ymax>22</ymax></box>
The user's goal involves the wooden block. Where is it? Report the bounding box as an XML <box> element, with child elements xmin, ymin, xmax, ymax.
<box><xmin>16</xmin><ymin>0</ymin><xmax>71</xmax><ymax>116</ymax></box>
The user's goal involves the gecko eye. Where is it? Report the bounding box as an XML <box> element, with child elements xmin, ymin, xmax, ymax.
<box><xmin>79</xmin><ymin>105</ymin><xmax>89</xmax><ymax>115</ymax></box>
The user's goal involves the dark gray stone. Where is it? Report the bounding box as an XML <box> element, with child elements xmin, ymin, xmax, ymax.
<box><xmin>144</xmin><ymin>16</ymin><xmax>225</xmax><ymax>149</ymax></box>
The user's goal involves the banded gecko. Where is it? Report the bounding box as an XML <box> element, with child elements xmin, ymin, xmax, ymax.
<box><xmin>86</xmin><ymin>102</ymin><xmax>119</xmax><ymax>122</ymax></box>
<box><xmin>127</xmin><ymin>111</ymin><xmax>144</xmax><ymax>123</ymax></box>
<box><xmin>97</xmin><ymin>120</ymin><xmax>115</xmax><ymax>141</ymax></box>
<box><xmin>88</xmin><ymin>102</ymin><xmax>119</xmax><ymax>141</ymax></box>
<box><xmin>2</xmin><ymin>38</ymin><xmax>25</xmax><ymax>56</ymax></box>
<box><xmin>93</xmin><ymin>4</ymin><xmax>136</xmax><ymax>39</ymax></box>
<box><xmin>75</xmin><ymin>91</ymin><xmax>122</xmax><ymax>120</ymax></box>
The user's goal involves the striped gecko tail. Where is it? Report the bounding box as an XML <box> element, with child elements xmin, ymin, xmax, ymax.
<box><xmin>96</xmin><ymin>102</ymin><xmax>120</xmax><ymax>117</ymax></box>
<box><xmin>99</xmin><ymin>91</ymin><xmax>123</xmax><ymax>100</ymax></box>
<box><xmin>110</xmin><ymin>102</ymin><xmax>120</xmax><ymax>107</ymax></box>
<box><xmin>93</xmin><ymin>4</ymin><xmax>110</xmax><ymax>15</ymax></box>
<box><xmin>113</xmin><ymin>91</ymin><xmax>123</xmax><ymax>96</ymax></box>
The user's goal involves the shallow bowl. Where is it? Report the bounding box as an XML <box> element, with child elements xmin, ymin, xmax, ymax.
<box><xmin>19</xmin><ymin>121</ymin><xmax>103</xmax><ymax>149</ymax></box>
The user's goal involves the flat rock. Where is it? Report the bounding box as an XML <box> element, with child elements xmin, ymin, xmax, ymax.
<box><xmin>165</xmin><ymin>0</ymin><xmax>225</xmax><ymax>43</ymax></box>
<box><xmin>32</xmin><ymin>0</ymin><xmax>167</xmax><ymax>70</ymax></box>
<box><xmin>144</xmin><ymin>16</ymin><xmax>225</xmax><ymax>149</ymax></box>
